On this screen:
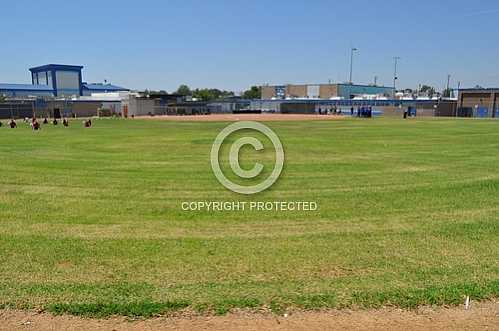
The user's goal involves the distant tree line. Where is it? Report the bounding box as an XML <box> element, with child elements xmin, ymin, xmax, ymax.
<box><xmin>401</xmin><ymin>85</ymin><xmax>455</xmax><ymax>99</ymax></box>
<box><xmin>241</xmin><ymin>86</ymin><xmax>262</xmax><ymax>99</ymax></box>
<box><xmin>175</xmin><ymin>84</ymin><xmax>262</xmax><ymax>101</ymax></box>
<box><xmin>141</xmin><ymin>85</ymin><xmax>262</xmax><ymax>101</ymax></box>
<box><xmin>192</xmin><ymin>88</ymin><xmax>234</xmax><ymax>101</ymax></box>
<box><xmin>419</xmin><ymin>85</ymin><xmax>436</xmax><ymax>97</ymax></box>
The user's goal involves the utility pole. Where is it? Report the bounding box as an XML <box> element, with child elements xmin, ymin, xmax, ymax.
<box><xmin>456</xmin><ymin>81</ymin><xmax>461</xmax><ymax>117</ymax></box>
<box><xmin>393</xmin><ymin>57</ymin><xmax>401</xmax><ymax>93</ymax></box>
<box><xmin>349</xmin><ymin>48</ymin><xmax>358</xmax><ymax>84</ymax></box>
<box><xmin>446</xmin><ymin>74</ymin><xmax>451</xmax><ymax>98</ymax></box>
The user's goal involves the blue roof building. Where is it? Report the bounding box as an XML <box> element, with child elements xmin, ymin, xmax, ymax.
<box><xmin>82</xmin><ymin>83</ymin><xmax>129</xmax><ymax>96</ymax></box>
<box><xmin>30</xmin><ymin>64</ymin><xmax>84</xmax><ymax>97</ymax></box>
<box><xmin>0</xmin><ymin>83</ymin><xmax>54</xmax><ymax>98</ymax></box>
<box><xmin>23</xmin><ymin>64</ymin><xmax>129</xmax><ymax>97</ymax></box>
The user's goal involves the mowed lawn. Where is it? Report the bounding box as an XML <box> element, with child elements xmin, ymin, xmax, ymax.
<box><xmin>0</xmin><ymin>117</ymin><xmax>498</xmax><ymax>317</ymax></box>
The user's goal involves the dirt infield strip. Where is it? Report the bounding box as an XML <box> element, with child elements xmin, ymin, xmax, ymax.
<box><xmin>1</xmin><ymin>301</ymin><xmax>498</xmax><ymax>331</ymax></box>
<box><xmin>138</xmin><ymin>114</ymin><xmax>345</xmax><ymax>122</ymax></box>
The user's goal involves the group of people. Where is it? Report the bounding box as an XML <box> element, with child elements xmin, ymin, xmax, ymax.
<box><xmin>353</xmin><ymin>106</ymin><xmax>374</xmax><ymax>118</ymax></box>
<box><xmin>316</xmin><ymin>106</ymin><xmax>375</xmax><ymax>117</ymax></box>
<box><xmin>403</xmin><ymin>107</ymin><xmax>417</xmax><ymax>119</ymax></box>
<box><xmin>318</xmin><ymin>107</ymin><xmax>343</xmax><ymax>115</ymax></box>
<box><xmin>0</xmin><ymin>116</ymin><xmax>84</xmax><ymax>130</ymax></box>
<box><xmin>25</xmin><ymin>117</ymin><xmax>70</xmax><ymax>130</ymax></box>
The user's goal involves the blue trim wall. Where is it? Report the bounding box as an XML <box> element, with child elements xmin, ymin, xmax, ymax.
<box><xmin>51</xmin><ymin>69</ymin><xmax>58</xmax><ymax>96</ymax></box>
<box><xmin>0</xmin><ymin>88</ymin><xmax>53</xmax><ymax>92</ymax></box>
<box><xmin>29</xmin><ymin>64</ymin><xmax>83</xmax><ymax>72</ymax></box>
<box><xmin>78</xmin><ymin>71</ymin><xmax>83</xmax><ymax>96</ymax></box>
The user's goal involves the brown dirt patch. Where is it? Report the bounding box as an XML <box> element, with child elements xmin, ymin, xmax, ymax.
<box><xmin>1</xmin><ymin>300</ymin><xmax>498</xmax><ymax>331</ymax></box>
<box><xmin>137</xmin><ymin>114</ymin><xmax>344</xmax><ymax>122</ymax></box>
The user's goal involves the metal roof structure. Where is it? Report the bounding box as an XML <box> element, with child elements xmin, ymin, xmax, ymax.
<box><xmin>82</xmin><ymin>83</ymin><xmax>129</xmax><ymax>92</ymax></box>
<box><xmin>0</xmin><ymin>83</ymin><xmax>54</xmax><ymax>92</ymax></box>
<box><xmin>29</xmin><ymin>64</ymin><xmax>84</xmax><ymax>72</ymax></box>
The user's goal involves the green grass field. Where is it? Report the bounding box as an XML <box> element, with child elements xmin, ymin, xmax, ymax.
<box><xmin>0</xmin><ymin>117</ymin><xmax>498</xmax><ymax>317</ymax></box>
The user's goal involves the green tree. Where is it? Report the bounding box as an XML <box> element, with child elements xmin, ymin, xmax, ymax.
<box><xmin>420</xmin><ymin>85</ymin><xmax>436</xmax><ymax>97</ymax></box>
<box><xmin>142</xmin><ymin>90</ymin><xmax>168</xmax><ymax>95</ymax></box>
<box><xmin>192</xmin><ymin>88</ymin><xmax>234</xmax><ymax>101</ymax></box>
<box><xmin>176</xmin><ymin>85</ymin><xmax>192</xmax><ymax>96</ymax></box>
<box><xmin>242</xmin><ymin>86</ymin><xmax>261</xmax><ymax>99</ymax></box>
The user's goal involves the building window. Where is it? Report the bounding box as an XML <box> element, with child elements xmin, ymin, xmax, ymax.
<box><xmin>47</xmin><ymin>71</ymin><xmax>52</xmax><ymax>87</ymax></box>
<box><xmin>37</xmin><ymin>72</ymin><xmax>48</xmax><ymax>85</ymax></box>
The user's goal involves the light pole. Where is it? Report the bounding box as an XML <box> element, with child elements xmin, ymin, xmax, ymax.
<box><xmin>446</xmin><ymin>74</ymin><xmax>451</xmax><ymax>98</ymax></box>
<box><xmin>393</xmin><ymin>57</ymin><xmax>401</xmax><ymax>93</ymax></box>
<box><xmin>349</xmin><ymin>48</ymin><xmax>358</xmax><ymax>84</ymax></box>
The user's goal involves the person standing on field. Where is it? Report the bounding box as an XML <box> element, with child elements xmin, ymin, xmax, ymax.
<box><xmin>32</xmin><ymin>119</ymin><xmax>40</xmax><ymax>131</ymax></box>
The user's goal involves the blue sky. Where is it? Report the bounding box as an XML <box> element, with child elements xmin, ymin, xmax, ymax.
<box><xmin>1</xmin><ymin>0</ymin><xmax>499</xmax><ymax>92</ymax></box>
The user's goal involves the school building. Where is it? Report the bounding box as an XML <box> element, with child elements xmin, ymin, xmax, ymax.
<box><xmin>0</xmin><ymin>64</ymin><xmax>129</xmax><ymax>98</ymax></box>
<box><xmin>261</xmin><ymin>83</ymin><xmax>395</xmax><ymax>100</ymax></box>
